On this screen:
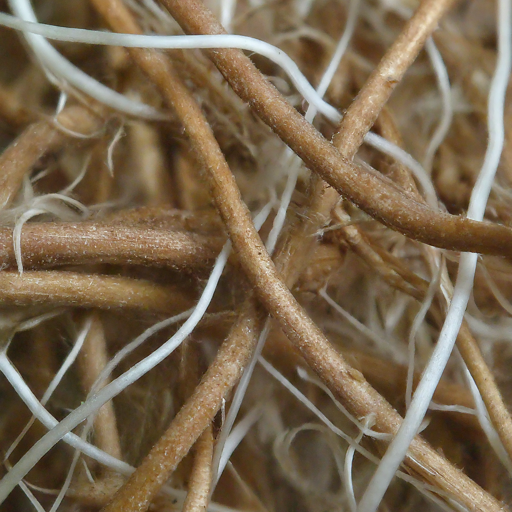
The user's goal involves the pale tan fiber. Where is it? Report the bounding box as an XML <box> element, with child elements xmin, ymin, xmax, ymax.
<box><xmin>0</xmin><ymin>106</ymin><xmax>104</xmax><ymax>208</ymax></box>
<box><xmin>77</xmin><ymin>312</ymin><xmax>123</xmax><ymax>462</ymax></box>
<box><xmin>158</xmin><ymin>0</ymin><xmax>512</xmax><ymax>258</ymax></box>
<box><xmin>68</xmin><ymin>1</ymin><xmax>501</xmax><ymax>511</ymax></box>
<box><xmin>181</xmin><ymin>426</ymin><xmax>214</xmax><ymax>512</ymax></box>
<box><xmin>0</xmin><ymin>0</ymin><xmax>511</xmax><ymax>511</ymax></box>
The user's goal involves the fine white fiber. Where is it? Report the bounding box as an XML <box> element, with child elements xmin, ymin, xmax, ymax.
<box><xmin>293</xmin><ymin>0</ymin><xmax>316</xmax><ymax>20</ymax></box>
<box><xmin>7</xmin><ymin>0</ymin><xmax>166</xmax><ymax>120</ymax></box>
<box><xmin>57</xmin><ymin>309</ymin><xmax>197</xmax><ymax>494</ymax></box>
<box><xmin>13</xmin><ymin>191</ymin><xmax>89</xmax><ymax>274</ymax></box>
<box><xmin>4</xmin><ymin>316</ymin><xmax>93</xmax><ymax>462</ymax></box>
<box><xmin>265</xmin><ymin>0</ymin><xmax>359</xmax><ymax>253</ymax></box>
<box><xmin>3</xmin><ymin>460</ymin><xmax>46</xmax><ymax>512</ymax></box>
<box><xmin>11</xmin><ymin>152</ymin><xmax>92</xmax><ymax>273</ymax></box>
<box><xmin>273</xmin><ymin>423</ymin><xmax>346</xmax><ymax>506</ymax></box>
<box><xmin>215</xmin><ymin>404</ymin><xmax>264</xmax><ymax>483</ymax></box>
<box><xmin>49</xmin><ymin>114</ymin><xmax>105</xmax><ymax>140</ymax></box>
<box><xmin>61</xmin><ymin>153</ymin><xmax>93</xmax><ymax>194</ymax></box>
<box><xmin>344</xmin><ymin>418</ymin><xmax>371</xmax><ymax>512</ymax></box>
<box><xmin>466</xmin><ymin>313</ymin><xmax>512</xmax><ymax>344</ymax></box>
<box><xmin>385</xmin><ymin>7</ymin><xmax>453</xmax><ymax>176</ymax></box>
<box><xmin>210</xmin><ymin>320</ymin><xmax>271</xmax><ymax>489</ymax></box>
<box><xmin>363</xmin><ymin>132</ymin><xmax>438</xmax><ymax>208</ymax></box>
<box><xmin>220</xmin><ymin>0</ymin><xmax>238</xmax><ymax>32</ymax></box>
<box><xmin>273</xmin><ymin>26</ymin><xmax>340</xmax><ymax>54</ymax></box>
<box><xmin>320</xmin><ymin>287</ymin><xmax>405</xmax><ymax>364</ymax></box>
<box><xmin>138</xmin><ymin>0</ymin><xmax>176</xmax><ymax>26</ymax></box>
<box><xmin>0</xmin><ymin>351</ymin><xmax>133</xmax><ymax>476</ymax></box>
<box><xmin>89</xmin><ymin>308</ymin><xmax>193</xmax><ymax>395</ymax></box>
<box><xmin>0</xmin><ymin>1</ymin><xmax>509</xmax><ymax>510</ymax></box>
<box><xmin>211</xmin><ymin>8</ymin><xmax>359</xmax><ymax>486</ymax></box>
<box><xmin>303</xmin><ymin>0</ymin><xmax>360</xmax><ymax>123</ymax></box>
<box><xmin>0</xmin><ymin>9</ymin><xmax>442</xmax><ymax>205</ymax></box>
<box><xmin>13</xmin><ymin>208</ymin><xmax>46</xmax><ymax>274</ymax></box>
<box><xmin>264</xmin><ymin>151</ymin><xmax>300</xmax><ymax>257</ymax></box>
<box><xmin>18</xmin><ymin>482</ymin><xmax>46</xmax><ymax>512</ymax></box>
<box><xmin>357</xmin><ymin>0</ymin><xmax>512</xmax><ymax>507</ymax></box>
<box><xmin>49</xmin><ymin>443</ymin><xmax>81</xmax><ymax>512</ymax></box>
<box><xmin>3</xmin><ymin>462</ymin><xmax>47</xmax><ymax>512</ymax></box>
<box><xmin>405</xmin><ymin>261</ymin><xmax>442</xmax><ymax>408</ymax></box>
<box><xmin>480</xmin><ymin>262</ymin><xmax>512</xmax><ymax>316</ymax></box>
<box><xmin>106</xmin><ymin>123</ymin><xmax>126</xmax><ymax>176</ymax></box>
<box><xmin>296</xmin><ymin>367</ymin><xmax>391</xmax><ymax>441</ymax></box>
<box><xmin>427</xmin><ymin>402</ymin><xmax>476</xmax><ymax>415</ymax></box>
<box><xmin>383</xmin><ymin>294</ymin><xmax>411</xmax><ymax>335</ymax></box>
<box><xmin>258</xmin><ymin>357</ymin><xmax>464</xmax><ymax>511</ymax></box>
<box><xmin>423</xmin><ymin>38</ymin><xmax>453</xmax><ymax>174</ymax></box>
<box><xmin>22</xmin><ymin>477</ymin><xmax>246</xmax><ymax>512</ymax></box>
<box><xmin>80</xmin><ymin>459</ymin><xmax>95</xmax><ymax>484</ymax></box>
<box><xmin>463</xmin><ymin>364</ymin><xmax>512</xmax><ymax>475</ymax></box>
<box><xmin>259</xmin><ymin>357</ymin><xmax>363</xmax><ymax>451</ymax></box>
<box><xmin>55</xmin><ymin>91</ymin><xmax>68</xmax><ymax>115</ymax></box>
<box><xmin>0</xmin><ymin>12</ymin><xmax>340</xmax><ymax>122</ymax></box>
<box><xmin>0</xmin><ymin>203</ymin><xmax>273</xmax><ymax>504</ymax></box>
<box><xmin>15</xmin><ymin>309</ymin><xmax>66</xmax><ymax>333</ymax></box>
<box><xmin>0</xmin><ymin>238</ymin><xmax>228</xmax><ymax>502</ymax></box>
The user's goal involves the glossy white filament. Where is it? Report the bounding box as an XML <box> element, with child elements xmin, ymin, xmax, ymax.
<box><xmin>0</xmin><ymin>253</ymin><xmax>229</xmax><ymax>502</ymax></box>
<box><xmin>357</xmin><ymin>0</ymin><xmax>512</xmax><ymax>508</ymax></box>
<box><xmin>0</xmin><ymin>204</ymin><xmax>272</xmax><ymax>504</ymax></box>
<box><xmin>0</xmin><ymin>11</ymin><xmax>339</xmax><ymax>122</ymax></box>
<box><xmin>423</xmin><ymin>38</ymin><xmax>453</xmax><ymax>173</ymax></box>
<box><xmin>0</xmin><ymin>10</ymin><xmax>437</xmax><ymax>205</ymax></box>
<box><xmin>211</xmin><ymin>1</ymin><xmax>360</xmax><ymax>488</ymax></box>
<box><xmin>8</xmin><ymin>0</ymin><xmax>164</xmax><ymax>120</ymax></box>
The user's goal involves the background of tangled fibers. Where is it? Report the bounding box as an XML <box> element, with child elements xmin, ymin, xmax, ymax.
<box><xmin>1</xmin><ymin>0</ymin><xmax>512</xmax><ymax>510</ymax></box>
